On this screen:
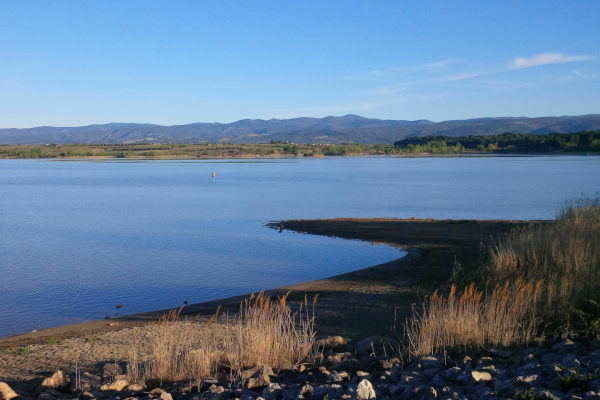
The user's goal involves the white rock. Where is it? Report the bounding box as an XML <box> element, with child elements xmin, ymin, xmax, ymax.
<box><xmin>100</xmin><ymin>379</ymin><xmax>129</xmax><ymax>392</ymax></box>
<box><xmin>470</xmin><ymin>371</ymin><xmax>493</xmax><ymax>383</ymax></box>
<box><xmin>356</xmin><ymin>379</ymin><xmax>376</xmax><ymax>400</ymax></box>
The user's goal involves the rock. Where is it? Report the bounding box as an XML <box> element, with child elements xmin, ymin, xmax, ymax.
<box><xmin>441</xmin><ymin>367</ymin><xmax>461</xmax><ymax>381</ymax></box>
<box><xmin>476</xmin><ymin>356</ymin><xmax>493</xmax><ymax>366</ymax></box>
<box><xmin>315</xmin><ymin>336</ymin><xmax>349</xmax><ymax>349</ymax></box>
<box><xmin>515</xmin><ymin>374</ymin><xmax>539</xmax><ymax>386</ymax></box>
<box><xmin>419</xmin><ymin>356</ymin><xmax>442</xmax><ymax>370</ymax></box>
<box><xmin>489</xmin><ymin>348</ymin><xmax>512</xmax><ymax>358</ymax></box>
<box><xmin>494</xmin><ymin>378</ymin><xmax>515</xmax><ymax>395</ymax></box>
<box><xmin>0</xmin><ymin>382</ymin><xmax>19</xmax><ymax>400</ymax></box>
<box><xmin>356</xmin><ymin>379</ymin><xmax>376</xmax><ymax>400</ymax></box>
<box><xmin>100</xmin><ymin>379</ymin><xmax>129</xmax><ymax>391</ymax></box>
<box><xmin>299</xmin><ymin>384</ymin><xmax>313</xmax><ymax>397</ymax></box>
<box><xmin>357</xmin><ymin>371</ymin><xmax>371</xmax><ymax>379</ymax></box>
<box><xmin>102</xmin><ymin>363</ymin><xmax>124</xmax><ymax>379</ymax></box>
<box><xmin>37</xmin><ymin>392</ymin><xmax>54</xmax><ymax>400</ymax></box>
<box><xmin>243</xmin><ymin>365</ymin><xmax>275</xmax><ymax>390</ymax></box>
<box><xmin>68</xmin><ymin>372</ymin><xmax>101</xmax><ymax>393</ymax></box>
<box><xmin>160</xmin><ymin>392</ymin><xmax>173</xmax><ymax>400</ymax></box>
<box><xmin>537</xmin><ymin>389</ymin><xmax>566</xmax><ymax>399</ymax></box>
<box><xmin>126</xmin><ymin>383</ymin><xmax>144</xmax><ymax>392</ymax></box>
<box><xmin>330</xmin><ymin>371</ymin><xmax>345</xmax><ymax>382</ymax></box>
<box><xmin>41</xmin><ymin>371</ymin><xmax>70</xmax><ymax>392</ymax></box>
<box><xmin>562</xmin><ymin>354</ymin><xmax>581</xmax><ymax>369</ymax></box>
<box><xmin>204</xmin><ymin>385</ymin><xmax>226</xmax><ymax>400</ymax></box>
<box><xmin>354</xmin><ymin>336</ymin><xmax>382</xmax><ymax>356</ymax></box>
<box><xmin>470</xmin><ymin>371</ymin><xmax>492</xmax><ymax>383</ymax></box>
<box><xmin>261</xmin><ymin>383</ymin><xmax>282</xmax><ymax>400</ymax></box>
<box><xmin>553</xmin><ymin>339</ymin><xmax>576</xmax><ymax>353</ymax></box>
<box><xmin>431</xmin><ymin>374</ymin><xmax>445</xmax><ymax>388</ymax></box>
<box><xmin>400</xmin><ymin>386</ymin><xmax>436</xmax><ymax>400</ymax></box>
<box><xmin>461</xmin><ymin>355</ymin><xmax>472</xmax><ymax>367</ymax></box>
<box><xmin>421</xmin><ymin>369</ymin><xmax>439</xmax><ymax>379</ymax></box>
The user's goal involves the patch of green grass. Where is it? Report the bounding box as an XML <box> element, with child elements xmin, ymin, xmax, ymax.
<box><xmin>514</xmin><ymin>388</ymin><xmax>535</xmax><ymax>400</ymax></box>
<box><xmin>559</xmin><ymin>368</ymin><xmax>598</xmax><ymax>392</ymax></box>
<box><xmin>48</xmin><ymin>336</ymin><xmax>60</xmax><ymax>345</ymax></box>
<box><xmin>85</xmin><ymin>335</ymin><xmax>98</xmax><ymax>343</ymax></box>
<box><xmin>19</xmin><ymin>346</ymin><xmax>30</xmax><ymax>355</ymax></box>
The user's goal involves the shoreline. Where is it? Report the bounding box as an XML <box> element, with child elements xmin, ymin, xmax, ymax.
<box><xmin>0</xmin><ymin>217</ymin><xmax>546</xmax><ymax>349</ymax></box>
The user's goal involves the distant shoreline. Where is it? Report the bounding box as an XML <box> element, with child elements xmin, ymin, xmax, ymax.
<box><xmin>1</xmin><ymin>141</ymin><xmax>599</xmax><ymax>159</ymax></box>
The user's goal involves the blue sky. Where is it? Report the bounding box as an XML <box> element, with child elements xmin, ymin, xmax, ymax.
<box><xmin>1</xmin><ymin>1</ymin><xmax>599</xmax><ymax>128</ymax></box>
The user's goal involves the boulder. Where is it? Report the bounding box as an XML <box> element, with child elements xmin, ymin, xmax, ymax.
<box><xmin>261</xmin><ymin>383</ymin><xmax>282</xmax><ymax>400</ymax></box>
<box><xmin>419</xmin><ymin>356</ymin><xmax>442</xmax><ymax>370</ymax></box>
<box><xmin>102</xmin><ymin>362</ymin><xmax>124</xmax><ymax>379</ymax></box>
<box><xmin>470</xmin><ymin>371</ymin><xmax>493</xmax><ymax>383</ymax></box>
<box><xmin>100</xmin><ymin>379</ymin><xmax>129</xmax><ymax>392</ymax></box>
<box><xmin>0</xmin><ymin>382</ymin><xmax>19</xmax><ymax>400</ymax></box>
<box><xmin>68</xmin><ymin>372</ymin><xmax>101</xmax><ymax>393</ymax></box>
<box><xmin>354</xmin><ymin>336</ymin><xmax>382</xmax><ymax>356</ymax></box>
<box><xmin>126</xmin><ymin>383</ymin><xmax>144</xmax><ymax>392</ymax></box>
<box><xmin>315</xmin><ymin>336</ymin><xmax>349</xmax><ymax>349</ymax></box>
<box><xmin>243</xmin><ymin>365</ymin><xmax>275</xmax><ymax>389</ymax></box>
<box><xmin>160</xmin><ymin>392</ymin><xmax>173</xmax><ymax>400</ymax></box>
<box><xmin>299</xmin><ymin>384</ymin><xmax>313</xmax><ymax>397</ymax></box>
<box><xmin>41</xmin><ymin>371</ymin><xmax>70</xmax><ymax>392</ymax></box>
<box><xmin>356</xmin><ymin>379</ymin><xmax>376</xmax><ymax>400</ymax></box>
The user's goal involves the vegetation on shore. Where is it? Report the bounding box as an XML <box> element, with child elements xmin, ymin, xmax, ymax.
<box><xmin>2</xmin><ymin>130</ymin><xmax>600</xmax><ymax>159</ymax></box>
<box><xmin>0</xmin><ymin>142</ymin><xmax>399</xmax><ymax>159</ymax></box>
<box><xmin>394</xmin><ymin>130</ymin><xmax>600</xmax><ymax>154</ymax></box>
<box><xmin>406</xmin><ymin>200</ymin><xmax>600</xmax><ymax>357</ymax></box>
<box><xmin>127</xmin><ymin>292</ymin><xmax>316</xmax><ymax>384</ymax></box>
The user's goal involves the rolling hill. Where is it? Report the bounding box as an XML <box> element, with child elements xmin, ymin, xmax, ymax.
<box><xmin>1</xmin><ymin>114</ymin><xmax>599</xmax><ymax>145</ymax></box>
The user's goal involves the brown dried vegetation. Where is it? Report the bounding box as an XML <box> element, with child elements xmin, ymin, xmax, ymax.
<box><xmin>127</xmin><ymin>292</ymin><xmax>316</xmax><ymax>385</ymax></box>
<box><xmin>406</xmin><ymin>202</ymin><xmax>600</xmax><ymax>357</ymax></box>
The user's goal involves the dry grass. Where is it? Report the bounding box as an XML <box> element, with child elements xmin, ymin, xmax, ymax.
<box><xmin>489</xmin><ymin>201</ymin><xmax>600</xmax><ymax>325</ymax></box>
<box><xmin>128</xmin><ymin>292</ymin><xmax>316</xmax><ymax>385</ymax></box>
<box><xmin>405</xmin><ymin>280</ymin><xmax>541</xmax><ymax>357</ymax></box>
<box><xmin>405</xmin><ymin>201</ymin><xmax>600</xmax><ymax>357</ymax></box>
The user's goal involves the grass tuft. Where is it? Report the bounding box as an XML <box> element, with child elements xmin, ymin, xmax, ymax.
<box><xmin>128</xmin><ymin>291</ymin><xmax>316</xmax><ymax>385</ymax></box>
<box><xmin>405</xmin><ymin>201</ymin><xmax>600</xmax><ymax>357</ymax></box>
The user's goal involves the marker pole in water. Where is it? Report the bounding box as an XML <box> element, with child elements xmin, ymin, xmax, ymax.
<box><xmin>212</xmin><ymin>171</ymin><xmax>215</xmax><ymax>179</ymax></box>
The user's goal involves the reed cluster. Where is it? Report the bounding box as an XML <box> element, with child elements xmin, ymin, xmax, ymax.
<box><xmin>128</xmin><ymin>292</ymin><xmax>316</xmax><ymax>385</ymax></box>
<box><xmin>406</xmin><ymin>201</ymin><xmax>600</xmax><ymax>357</ymax></box>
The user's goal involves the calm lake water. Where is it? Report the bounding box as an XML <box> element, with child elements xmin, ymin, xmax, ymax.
<box><xmin>1</xmin><ymin>155</ymin><xmax>600</xmax><ymax>337</ymax></box>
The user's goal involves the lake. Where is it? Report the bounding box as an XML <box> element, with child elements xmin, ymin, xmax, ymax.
<box><xmin>1</xmin><ymin>155</ymin><xmax>599</xmax><ymax>337</ymax></box>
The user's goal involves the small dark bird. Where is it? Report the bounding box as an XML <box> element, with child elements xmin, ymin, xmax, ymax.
<box><xmin>116</xmin><ymin>304</ymin><xmax>123</xmax><ymax>309</ymax></box>
<box><xmin>183</xmin><ymin>300</ymin><xmax>188</xmax><ymax>305</ymax></box>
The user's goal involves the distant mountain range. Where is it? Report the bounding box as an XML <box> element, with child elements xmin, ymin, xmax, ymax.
<box><xmin>1</xmin><ymin>114</ymin><xmax>600</xmax><ymax>145</ymax></box>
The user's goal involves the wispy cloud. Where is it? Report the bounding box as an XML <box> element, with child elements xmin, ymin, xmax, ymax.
<box><xmin>438</xmin><ymin>71</ymin><xmax>491</xmax><ymax>83</ymax></box>
<box><xmin>340</xmin><ymin>59</ymin><xmax>457</xmax><ymax>81</ymax></box>
<box><xmin>512</xmin><ymin>53</ymin><xmax>592</xmax><ymax>70</ymax></box>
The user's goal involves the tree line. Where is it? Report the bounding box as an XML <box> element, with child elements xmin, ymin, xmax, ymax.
<box><xmin>394</xmin><ymin>131</ymin><xmax>600</xmax><ymax>154</ymax></box>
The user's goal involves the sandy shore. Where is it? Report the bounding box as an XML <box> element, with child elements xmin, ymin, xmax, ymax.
<box><xmin>0</xmin><ymin>218</ymin><xmax>544</xmax><ymax>350</ymax></box>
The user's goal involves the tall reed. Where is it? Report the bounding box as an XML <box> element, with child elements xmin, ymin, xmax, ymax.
<box><xmin>405</xmin><ymin>201</ymin><xmax>600</xmax><ymax>357</ymax></box>
<box><xmin>128</xmin><ymin>292</ymin><xmax>316</xmax><ymax>385</ymax></box>
<box><xmin>405</xmin><ymin>280</ymin><xmax>540</xmax><ymax>357</ymax></box>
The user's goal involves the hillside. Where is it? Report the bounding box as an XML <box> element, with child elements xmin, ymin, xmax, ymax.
<box><xmin>1</xmin><ymin>114</ymin><xmax>600</xmax><ymax>145</ymax></box>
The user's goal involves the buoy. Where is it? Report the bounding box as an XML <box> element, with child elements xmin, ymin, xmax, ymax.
<box><xmin>211</xmin><ymin>171</ymin><xmax>216</xmax><ymax>178</ymax></box>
